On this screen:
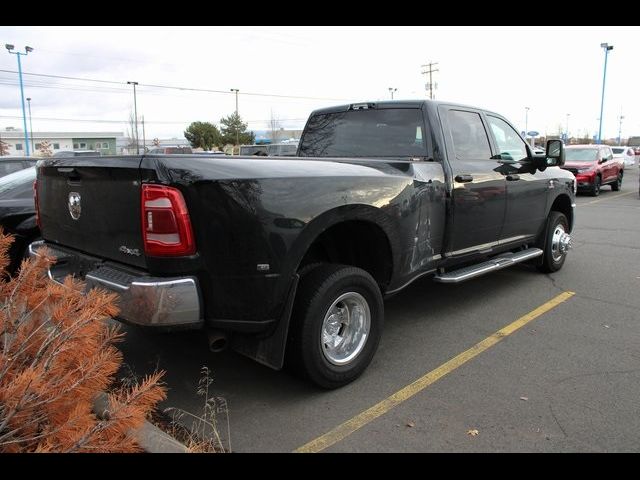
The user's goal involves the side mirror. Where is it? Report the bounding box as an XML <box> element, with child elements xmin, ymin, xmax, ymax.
<box><xmin>545</xmin><ymin>139</ymin><xmax>565</xmax><ymax>167</ymax></box>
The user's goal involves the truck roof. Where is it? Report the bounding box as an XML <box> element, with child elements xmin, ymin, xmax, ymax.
<box><xmin>308</xmin><ymin>99</ymin><xmax>501</xmax><ymax>117</ymax></box>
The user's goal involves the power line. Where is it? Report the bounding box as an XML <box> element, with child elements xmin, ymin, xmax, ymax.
<box><xmin>0</xmin><ymin>69</ymin><xmax>348</xmax><ymax>101</ymax></box>
<box><xmin>0</xmin><ymin>114</ymin><xmax>308</xmax><ymax>125</ymax></box>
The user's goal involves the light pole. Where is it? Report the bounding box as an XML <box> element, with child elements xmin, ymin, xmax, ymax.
<box><xmin>5</xmin><ymin>44</ymin><xmax>34</xmax><ymax>156</ymax></box>
<box><xmin>565</xmin><ymin>113</ymin><xmax>570</xmax><ymax>144</ymax></box>
<box><xmin>597</xmin><ymin>42</ymin><xmax>613</xmax><ymax>144</ymax></box>
<box><xmin>617</xmin><ymin>114</ymin><xmax>624</xmax><ymax>145</ymax></box>
<box><xmin>525</xmin><ymin>107</ymin><xmax>530</xmax><ymax>146</ymax></box>
<box><xmin>27</xmin><ymin>97</ymin><xmax>34</xmax><ymax>153</ymax></box>
<box><xmin>127</xmin><ymin>81</ymin><xmax>139</xmax><ymax>154</ymax></box>
<box><xmin>230</xmin><ymin>88</ymin><xmax>240</xmax><ymax>147</ymax></box>
<box><xmin>388</xmin><ymin>87</ymin><xmax>397</xmax><ymax>99</ymax></box>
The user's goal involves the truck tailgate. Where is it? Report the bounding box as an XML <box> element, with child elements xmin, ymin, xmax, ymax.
<box><xmin>37</xmin><ymin>156</ymin><xmax>147</xmax><ymax>269</ymax></box>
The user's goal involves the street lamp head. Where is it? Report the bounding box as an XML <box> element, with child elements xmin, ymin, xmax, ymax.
<box><xmin>25</xmin><ymin>46</ymin><xmax>33</xmax><ymax>53</ymax></box>
<box><xmin>600</xmin><ymin>42</ymin><xmax>613</xmax><ymax>51</ymax></box>
<box><xmin>5</xmin><ymin>44</ymin><xmax>14</xmax><ymax>52</ymax></box>
<box><xmin>27</xmin><ymin>97</ymin><xmax>31</xmax><ymax>102</ymax></box>
<box><xmin>127</xmin><ymin>81</ymin><xmax>138</xmax><ymax>85</ymax></box>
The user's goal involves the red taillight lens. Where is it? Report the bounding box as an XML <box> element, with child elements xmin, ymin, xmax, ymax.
<box><xmin>33</xmin><ymin>179</ymin><xmax>41</xmax><ymax>229</ymax></box>
<box><xmin>141</xmin><ymin>184</ymin><xmax>196</xmax><ymax>256</ymax></box>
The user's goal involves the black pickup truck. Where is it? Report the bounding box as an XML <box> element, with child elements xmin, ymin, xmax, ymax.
<box><xmin>32</xmin><ymin>100</ymin><xmax>575</xmax><ymax>388</ymax></box>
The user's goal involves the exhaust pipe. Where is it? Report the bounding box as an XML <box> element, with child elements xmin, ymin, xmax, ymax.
<box><xmin>207</xmin><ymin>330</ymin><xmax>229</xmax><ymax>353</ymax></box>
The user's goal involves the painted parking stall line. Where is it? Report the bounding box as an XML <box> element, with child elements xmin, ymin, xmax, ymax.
<box><xmin>295</xmin><ymin>291</ymin><xmax>575</xmax><ymax>453</ymax></box>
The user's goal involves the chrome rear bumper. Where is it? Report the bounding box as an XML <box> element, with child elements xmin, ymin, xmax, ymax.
<box><xmin>28</xmin><ymin>241</ymin><xmax>202</xmax><ymax>328</ymax></box>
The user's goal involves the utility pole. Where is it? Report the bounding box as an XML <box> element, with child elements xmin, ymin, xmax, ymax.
<box><xmin>421</xmin><ymin>61</ymin><xmax>439</xmax><ymax>100</ymax></box>
<box><xmin>127</xmin><ymin>81</ymin><xmax>139</xmax><ymax>154</ymax></box>
<box><xmin>388</xmin><ymin>87</ymin><xmax>397</xmax><ymax>99</ymax></box>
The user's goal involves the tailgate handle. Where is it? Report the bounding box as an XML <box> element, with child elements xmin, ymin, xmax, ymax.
<box><xmin>57</xmin><ymin>167</ymin><xmax>81</xmax><ymax>181</ymax></box>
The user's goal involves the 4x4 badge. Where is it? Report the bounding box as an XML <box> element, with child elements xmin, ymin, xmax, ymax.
<box><xmin>68</xmin><ymin>192</ymin><xmax>81</xmax><ymax>220</ymax></box>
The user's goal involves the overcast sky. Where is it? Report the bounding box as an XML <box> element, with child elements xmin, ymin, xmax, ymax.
<box><xmin>1</xmin><ymin>26</ymin><xmax>638</xmax><ymax>143</ymax></box>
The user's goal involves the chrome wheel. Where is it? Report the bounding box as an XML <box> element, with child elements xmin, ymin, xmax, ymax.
<box><xmin>321</xmin><ymin>292</ymin><xmax>370</xmax><ymax>365</ymax></box>
<box><xmin>551</xmin><ymin>224</ymin><xmax>571</xmax><ymax>262</ymax></box>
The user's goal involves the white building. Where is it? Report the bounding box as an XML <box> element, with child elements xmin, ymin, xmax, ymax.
<box><xmin>0</xmin><ymin>128</ymin><xmax>124</xmax><ymax>156</ymax></box>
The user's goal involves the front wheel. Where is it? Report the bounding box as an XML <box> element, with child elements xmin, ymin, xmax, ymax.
<box><xmin>286</xmin><ymin>264</ymin><xmax>383</xmax><ymax>389</ymax></box>
<box><xmin>589</xmin><ymin>176</ymin><xmax>601</xmax><ymax>196</ymax></box>
<box><xmin>538</xmin><ymin>212</ymin><xmax>571</xmax><ymax>273</ymax></box>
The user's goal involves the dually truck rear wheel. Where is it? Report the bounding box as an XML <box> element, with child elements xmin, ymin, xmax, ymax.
<box><xmin>286</xmin><ymin>264</ymin><xmax>384</xmax><ymax>389</ymax></box>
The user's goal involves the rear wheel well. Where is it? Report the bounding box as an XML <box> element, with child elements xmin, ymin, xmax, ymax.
<box><xmin>298</xmin><ymin>221</ymin><xmax>393</xmax><ymax>292</ymax></box>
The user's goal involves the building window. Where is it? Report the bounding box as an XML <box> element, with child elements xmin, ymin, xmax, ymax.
<box><xmin>80</xmin><ymin>143</ymin><xmax>86</xmax><ymax>149</ymax></box>
<box><xmin>53</xmin><ymin>143</ymin><xmax>60</xmax><ymax>149</ymax></box>
<box><xmin>102</xmin><ymin>142</ymin><xmax>109</xmax><ymax>149</ymax></box>
<box><xmin>35</xmin><ymin>143</ymin><xmax>42</xmax><ymax>150</ymax></box>
<box><xmin>15</xmin><ymin>143</ymin><xmax>23</xmax><ymax>151</ymax></box>
<box><xmin>73</xmin><ymin>143</ymin><xmax>79</xmax><ymax>149</ymax></box>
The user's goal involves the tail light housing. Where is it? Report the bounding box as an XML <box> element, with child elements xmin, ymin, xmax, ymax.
<box><xmin>33</xmin><ymin>179</ymin><xmax>41</xmax><ymax>229</ymax></box>
<box><xmin>141</xmin><ymin>184</ymin><xmax>196</xmax><ymax>256</ymax></box>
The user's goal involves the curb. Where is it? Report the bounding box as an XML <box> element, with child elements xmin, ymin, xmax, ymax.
<box><xmin>93</xmin><ymin>392</ymin><xmax>189</xmax><ymax>453</ymax></box>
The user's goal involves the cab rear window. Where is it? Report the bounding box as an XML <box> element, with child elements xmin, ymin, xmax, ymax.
<box><xmin>299</xmin><ymin>108</ymin><xmax>427</xmax><ymax>158</ymax></box>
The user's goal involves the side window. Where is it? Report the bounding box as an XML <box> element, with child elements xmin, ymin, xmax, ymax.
<box><xmin>605</xmin><ymin>148</ymin><xmax>613</xmax><ymax>160</ymax></box>
<box><xmin>486</xmin><ymin>115</ymin><xmax>528</xmax><ymax>162</ymax></box>
<box><xmin>448</xmin><ymin>110</ymin><xmax>491</xmax><ymax>161</ymax></box>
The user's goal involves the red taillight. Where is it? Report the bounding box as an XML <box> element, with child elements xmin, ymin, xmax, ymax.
<box><xmin>33</xmin><ymin>179</ymin><xmax>41</xmax><ymax>229</ymax></box>
<box><xmin>141</xmin><ymin>184</ymin><xmax>195</xmax><ymax>256</ymax></box>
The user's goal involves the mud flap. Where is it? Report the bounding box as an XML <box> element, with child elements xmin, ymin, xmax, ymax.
<box><xmin>230</xmin><ymin>274</ymin><xmax>299</xmax><ymax>370</ymax></box>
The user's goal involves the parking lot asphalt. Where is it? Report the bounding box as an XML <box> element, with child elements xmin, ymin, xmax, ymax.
<box><xmin>116</xmin><ymin>166</ymin><xmax>640</xmax><ymax>452</ymax></box>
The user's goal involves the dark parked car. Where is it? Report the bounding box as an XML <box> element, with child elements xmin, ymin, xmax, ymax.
<box><xmin>0</xmin><ymin>166</ymin><xmax>38</xmax><ymax>274</ymax></box>
<box><xmin>0</xmin><ymin>156</ymin><xmax>37</xmax><ymax>177</ymax></box>
<box><xmin>266</xmin><ymin>142</ymin><xmax>298</xmax><ymax>156</ymax></box>
<box><xmin>239</xmin><ymin>144</ymin><xmax>268</xmax><ymax>156</ymax></box>
<box><xmin>53</xmin><ymin>150</ymin><xmax>101</xmax><ymax>157</ymax></box>
<box><xmin>147</xmin><ymin>146</ymin><xmax>193</xmax><ymax>154</ymax></box>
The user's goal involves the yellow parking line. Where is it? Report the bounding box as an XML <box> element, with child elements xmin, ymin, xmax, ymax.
<box><xmin>583</xmin><ymin>190</ymin><xmax>635</xmax><ymax>205</ymax></box>
<box><xmin>294</xmin><ymin>291</ymin><xmax>575</xmax><ymax>453</ymax></box>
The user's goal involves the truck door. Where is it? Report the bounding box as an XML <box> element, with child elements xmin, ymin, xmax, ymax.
<box><xmin>485</xmin><ymin>114</ymin><xmax>548</xmax><ymax>241</ymax></box>
<box><xmin>440</xmin><ymin>106</ymin><xmax>506</xmax><ymax>257</ymax></box>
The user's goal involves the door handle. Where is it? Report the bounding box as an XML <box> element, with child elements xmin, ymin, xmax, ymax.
<box><xmin>506</xmin><ymin>174</ymin><xmax>520</xmax><ymax>181</ymax></box>
<box><xmin>455</xmin><ymin>174</ymin><xmax>474</xmax><ymax>183</ymax></box>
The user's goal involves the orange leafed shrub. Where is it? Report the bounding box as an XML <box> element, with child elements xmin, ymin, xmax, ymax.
<box><xmin>0</xmin><ymin>231</ymin><xmax>166</xmax><ymax>452</ymax></box>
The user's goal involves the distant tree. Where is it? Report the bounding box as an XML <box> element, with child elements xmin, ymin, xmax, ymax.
<box><xmin>38</xmin><ymin>140</ymin><xmax>53</xmax><ymax>157</ymax></box>
<box><xmin>269</xmin><ymin>109</ymin><xmax>281</xmax><ymax>144</ymax></box>
<box><xmin>126</xmin><ymin>111</ymin><xmax>138</xmax><ymax>152</ymax></box>
<box><xmin>184</xmin><ymin>122</ymin><xmax>222</xmax><ymax>150</ymax></box>
<box><xmin>0</xmin><ymin>139</ymin><xmax>8</xmax><ymax>156</ymax></box>
<box><xmin>220</xmin><ymin>112</ymin><xmax>255</xmax><ymax>146</ymax></box>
